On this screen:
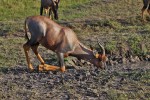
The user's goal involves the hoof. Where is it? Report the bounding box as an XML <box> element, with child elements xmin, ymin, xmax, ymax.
<box><xmin>61</xmin><ymin>66</ymin><xmax>65</xmax><ymax>72</ymax></box>
<box><xmin>38</xmin><ymin>64</ymin><xmax>44</xmax><ymax>72</ymax></box>
<box><xmin>28</xmin><ymin>64</ymin><xmax>34</xmax><ymax>72</ymax></box>
<box><xmin>28</xmin><ymin>68</ymin><xmax>34</xmax><ymax>72</ymax></box>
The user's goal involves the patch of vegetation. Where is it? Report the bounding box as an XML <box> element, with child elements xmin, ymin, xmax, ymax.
<box><xmin>0</xmin><ymin>38</ymin><xmax>26</xmax><ymax>68</ymax></box>
<box><xmin>127</xmin><ymin>34</ymin><xmax>144</xmax><ymax>55</ymax></box>
<box><xmin>105</xmin><ymin>40</ymin><xmax>117</xmax><ymax>55</ymax></box>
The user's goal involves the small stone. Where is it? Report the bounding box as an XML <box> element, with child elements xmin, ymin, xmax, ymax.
<box><xmin>109</xmin><ymin>60</ymin><xmax>114</xmax><ymax>66</ymax></box>
<box><xmin>130</xmin><ymin>55</ymin><xmax>136</xmax><ymax>63</ymax></box>
<box><xmin>122</xmin><ymin>57</ymin><xmax>128</xmax><ymax>64</ymax></box>
<box><xmin>134</xmin><ymin>56</ymin><xmax>140</xmax><ymax>62</ymax></box>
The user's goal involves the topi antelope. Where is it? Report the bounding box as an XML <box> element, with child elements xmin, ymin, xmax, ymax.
<box><xmin>40</xmin><ymin>0</ymin><xmax>60</xmax><ymax>20</ymax></box>
<box><xmin>23</xmin><ymin>16</ymin><xmax>107</xmax><ymax>72</ymax></box>
<box><xmin>142</xmin><ymin>0</ymin><xmax>150</xmax><ymax>22</ymax></box>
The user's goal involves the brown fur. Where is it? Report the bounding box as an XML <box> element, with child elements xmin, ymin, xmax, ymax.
<box><xmin>23</xmin><ymin>16</ymin><xmax>107</xmax><ymax>72</ymax></box>
<box><xmin>40</xmin><ymin>0</ymin><xmax>60</xmax><ymax>20</ymax></box>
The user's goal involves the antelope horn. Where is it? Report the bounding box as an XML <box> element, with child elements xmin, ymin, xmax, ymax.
<box><xmin>97</xmin><ymin>38</ymin><xmax>105</xmax><ymax>55</ymax></box>
<box><xmin>88</xmin><ymin>39</ymin><xmax>93</xmax><ymax>50</ymax></box>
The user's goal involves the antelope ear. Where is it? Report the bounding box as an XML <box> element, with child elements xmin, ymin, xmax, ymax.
<box><xmin>92</xmin><ymin>50</ymin><xmax>99</xmax><ymax>58</ymax></box>
<box><xmin>90</xmin><ymin>45</ymin><xmax>94</xmax><ymax>50</ymax></box>
<box><xmin>95</xmin><ymin>53</ymin><xmax>99</xmax><ymax>58</ymax></box>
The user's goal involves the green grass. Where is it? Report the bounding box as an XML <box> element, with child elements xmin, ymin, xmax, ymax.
<box><xmin>0</xmin><ymin>0</ymin><xmax>91</xmax><ymax>21</ymax></box>
<box><xmin>0</xmin><ymin>38</ymin><xmax>25</xmax><ymax>67</ymax></box>
<box><xmin>0</xmin><ymin>0</ymin><xmax>149</xmax><ymax>68</ymax></box>
<box><xmin>0</xmin><ymin>0</ymin><xmax>39</xmax><ymax>21</ymax></box>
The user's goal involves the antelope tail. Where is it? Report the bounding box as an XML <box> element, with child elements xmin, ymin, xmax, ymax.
<box><xmin>24</xmin><ymin>19</ymin><xmax>29</xmax><ymax>41</ymax></box>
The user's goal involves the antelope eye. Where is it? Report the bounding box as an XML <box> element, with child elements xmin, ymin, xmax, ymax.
<box><xmin>98</xmin><ymin>58</ymin><xmax>102</xmax><ymax>61</ymax></box>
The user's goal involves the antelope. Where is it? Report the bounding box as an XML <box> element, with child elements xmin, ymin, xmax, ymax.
<box><xmin>142</xmin><ymin>0</ymin><xmax>150</xmax><ymax>22</ymax></box>
<box><xmin>40</xmin><ymin>0</ymin><xmax>60</xmax><ymax>20</ymax></box>
<box><xmin>23</xmin><ymin>16</ymin><xmax>107</xmax><ymax>72</ymax></box>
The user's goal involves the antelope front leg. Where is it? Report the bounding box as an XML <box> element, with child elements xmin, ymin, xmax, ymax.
<box><xmin>57</xmin><ymin>53</ymin><xmax>66</xmax><ymax>72</ymax></box>
<box><xmin>23</xmin><ymin>43</ymin><xmax>34</xmax><ymax>71</ymax></box>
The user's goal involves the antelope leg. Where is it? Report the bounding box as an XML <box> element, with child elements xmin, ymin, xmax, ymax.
<box><xmin>38</xmin><ymin>64</ymin><xmax>60</xmax><ymax>71</ymax></box>
<box><xmin>57</xmin><ymin>53</ymin><xmax>66</xmax><ymax>72</ymax></box>
<box><xmin>31</xmin><ymin>45</ymin><xmax>45</xmax><ymax>65</ymax></box>
<box><xmin>142</xmin><ymin>9</ymin><xmax>147</xmax><ymax>22</ymax></box>
<box><xmin>23</xmin><ymin>43</ymin><xmax>34</xmax><ymax>71</ymax></box>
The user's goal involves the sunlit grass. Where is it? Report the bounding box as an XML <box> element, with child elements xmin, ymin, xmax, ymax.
<box><xmin>0</xmin><ymin>0</ymin><xmax>91</xmax><ymax>21</ymax></box>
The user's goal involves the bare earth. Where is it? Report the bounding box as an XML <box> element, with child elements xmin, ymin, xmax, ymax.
<box><xmin>0</xmin><ymin>61</ymin><xmax>149</xmax><ymax>100</ymax></box>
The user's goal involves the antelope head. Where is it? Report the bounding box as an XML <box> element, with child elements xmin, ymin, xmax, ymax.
<box><xmin>90</xmin><ymin>39</ymin><xmax>107</xmax><ymax>69</ymax></box>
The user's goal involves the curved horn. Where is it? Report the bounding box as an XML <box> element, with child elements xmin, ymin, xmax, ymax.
<box><xmin>97</xmin><ymin>38</ymin><xmax>105</xmax><ymax>55</ymax></box>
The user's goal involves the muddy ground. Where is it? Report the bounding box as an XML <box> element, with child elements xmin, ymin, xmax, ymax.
<box><xmin>0</xmin><ymin>60</ymin><xmax>150</xmax><ymax>100</ymax></box>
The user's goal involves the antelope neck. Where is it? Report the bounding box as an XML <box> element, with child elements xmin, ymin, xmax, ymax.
<box><xmin>69</xmin><ymin>42</ymin><xmax>95</xmax><ymax>61</ymax></box>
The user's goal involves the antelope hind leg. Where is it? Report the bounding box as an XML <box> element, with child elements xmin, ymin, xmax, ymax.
<box><xmin>147</xmin><ymin>10</ymin><xmax>150</xmax><ymax>15</ymax></box>
<box><xmin>142</xmin><ymin>9</ymin><xmax>147</xmax><ymax>22</ymax></box>
<box><xmin>23</xmin><ymin>43</ymin><xmax>34</xmax><ymax>71</ymax></box>
<box><xmin>141</xmin><ymin>0</ymin><xmax>149</xmax><ymax>22</ymax></box>
<box><xmin>31</xmin><ymin>45</ymin><xmax>45</xmax><ymax>65</ymax></box>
